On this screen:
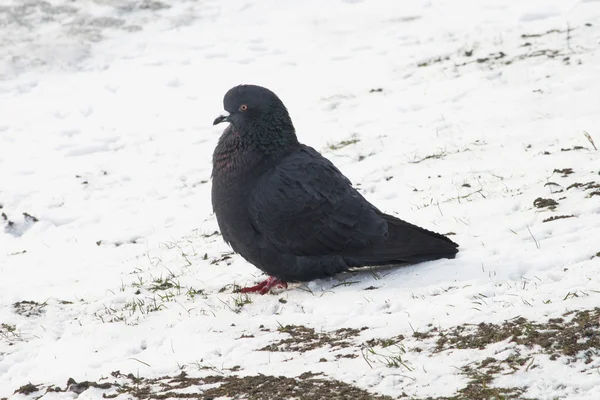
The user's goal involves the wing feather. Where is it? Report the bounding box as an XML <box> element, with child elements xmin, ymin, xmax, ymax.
<box><xmin>249</xmin><ymin>146</ymin><xmax>387</xmax><ymax>256</ymax></box>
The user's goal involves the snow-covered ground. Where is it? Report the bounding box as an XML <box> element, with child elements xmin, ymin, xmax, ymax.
<box><xmin>1</xmin><ymin>0</ymin><xmax>600</xmax><ymax>398</ymax></box>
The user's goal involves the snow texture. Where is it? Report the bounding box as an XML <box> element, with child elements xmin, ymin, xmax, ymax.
<box><xmin>1</xmin><ymin>0</ymin><xmax>600</xmax><ymax>399</ymax></box>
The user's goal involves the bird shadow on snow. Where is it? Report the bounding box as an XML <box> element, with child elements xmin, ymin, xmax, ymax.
<box><xmin>300</xmin><ymin>257</ymin><xmax>464</xmax><ymax>294</ymax></box>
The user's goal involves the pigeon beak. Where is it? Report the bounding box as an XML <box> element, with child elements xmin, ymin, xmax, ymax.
<box><xmin>213</xmin><ymin>111</ymin><xmax>230</xmax><ymax>126</ymax></box>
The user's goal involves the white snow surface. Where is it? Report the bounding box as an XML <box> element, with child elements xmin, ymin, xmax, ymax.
<box><xmin>1</xmin><ymin>0</ymin><xmax>600</xmax><ymax>398</ymax></box>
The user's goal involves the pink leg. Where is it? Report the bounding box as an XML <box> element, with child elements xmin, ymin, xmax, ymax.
<box><xmin>240</xmin><ymin>277</ymin><xmax>288</xmax><ymax>295</ymax></box>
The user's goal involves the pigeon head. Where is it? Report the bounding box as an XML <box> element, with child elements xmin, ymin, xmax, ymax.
<box><xmin>213</xmin><ymin>85</ymin><xmax>298</xmax><ymax>153</ymax></box>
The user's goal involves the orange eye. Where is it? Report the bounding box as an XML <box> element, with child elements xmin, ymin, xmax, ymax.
<box><xmin>239</xmin><ymin>104</ymin><xmax>248</xmax><ymax>111</ymax></box>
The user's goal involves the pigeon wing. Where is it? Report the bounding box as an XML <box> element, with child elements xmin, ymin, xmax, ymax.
<box><xmin>248</xmin><ymin>146</ymin><xmax>388</xmax><ymax>256</ymax></box>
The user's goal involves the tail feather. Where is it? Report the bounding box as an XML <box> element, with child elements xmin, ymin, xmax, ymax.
<box><xmin>343</xmin><ymin>212</ymin><xmax>458</xmax><ymax>266</ymax></box>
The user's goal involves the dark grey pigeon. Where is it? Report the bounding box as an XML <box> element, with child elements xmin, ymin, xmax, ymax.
<box><xmin>212</xmin><ymin>85</ymin><xmax>458</xmax><ymax>294</ymax></box>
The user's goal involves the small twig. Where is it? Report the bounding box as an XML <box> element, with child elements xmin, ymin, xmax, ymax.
<box><xmin>361</xmin><ymin>348</ymin><xmax>374</xmax><ymax>369</ymax></box>
<box><xmin>408</xmin><ymin>149</ymin><xmax>447</xmax><ymax>164</ymax></box>
<box><xmin>454</xmin><ymin>188</ymin><xmax>486</xmax><ymax>203</ymax></box>
<box><xmin>583</xmin><ymin>131</ymin><xmax>597</xmax><ymax>150</ymax></box>
<box><xmin>526</xmin><ymin>224</ymin><xmax>540</xmax><ymax>249</ymax></box>
<box><xmin>297</xmin><ymin>283</ymin><xmax>315</xmax><ymax>295</ymax></box>
<box><xmin>566</xmin><ymin>23</ymin><xmax>574</xmax><ymax>53</ymax></box>
<box><xmin>129</xmin><ymin>358</ymin><xmax>151</xmax><ymax>367</ymax></box>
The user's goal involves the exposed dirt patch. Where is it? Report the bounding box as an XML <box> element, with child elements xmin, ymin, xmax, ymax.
<box><xmin>543</xmin><ymin>214</ymin><xmax>574</xmax><ymax>223</ymax></box>
<box><xmin>418</xmin><ymin>55</ymin><xmax>450</xmax><ymax>67</ymax></box>
<box><xmin>561</xmin><ymin>145</ymin><xmax>586</xmax><ymax>152</ymax></box>
<box><xmin>343</xmin><ymin>309</ymin><xmax>600</xmax><ymax>399</ymax></box>
<box><xmin>533</xmin><ymin>197</ymin><xmax>558</xmax><ymax>209</ymax></box>
<box><xmin>1</xmin><ymin>212</ymin><xmax>14</xmax><ymax>229</ymax></box>
<box><xmin>416</xmin><ymin>26</ymin><xmax>586</xmax><ymax>71</ymax></box>
<box><xmin>365</xmin><ymin>335</ymin><xmax>405</xmax><ymax>348</ymax></box>
<box><xmin>424</xmin><ymin>358</ymin><xmax>527</xmax><ymax>400</ymax></box>
<box><xmin>0</xmin><ymin>323</ymin><xmax>21</xmax><ymax>344</ymax></box>
<box><xmin>35</xmin><ymin>371</ymin><xmax>394</xmax><ymax>400</ymax></box>
<box><xmin>521</xmin><ymin>28</ymin><xmax>569</xmax><ymax>39</ymax></box>
<box><xmin>13</xmin><ymin>383</ymin><xmax>40</xmax><ymax>395</ymax></box>
<box><xmin>335</xmin><ymin>353</ymin><xmax>359</xmax><ymax>360</ymax></box>
<box><xmin>196</xmin><ymin>373</ymin><xmax>394</xmax><ymax>400</ymax></box>
<box><xmin>9</xmin><ymin>310</ymin><xmax>600</xmax><ymax>399</ymax></box>
<box><xmin>13</xmin><ymin>300</ymin><xmax>46</xmax><ymax>317</ymax></box>
<box><xmin>200</xmin><ymin>230</ymin><xmax>221</xmax><ymax>238</ymax></box>
<box><xmin>417</xmin><ymin>308</ymin><xmax>600</xmax><ymax>364</ymax></box>
<box><xmin>22</xmin><ymin>212</ymin><xmax>38</xmax><ymax>222</ymax></box>
<box><xmin>260</xmin><ymin>325</ymin><xmax>368</xmax><ymax>353</ymax></box>
<box><xmin>328</xmin><ymin>135</ymin><xmax>360</xmax><ymax>151</ymax></box>
<box><xmin>408</xmin><ymin>150</ymin><xmax>448</xmax><ymax>164</ymax></box>
<box><xmin>471</xmin><ymin>51</ymin><xmax>507</xmax><ymax>65</ymax></box>
<box><xmin>63</xmin><ymin>378</ymin><xmax>114</xmax><ymax>394</ymax></box>
<box><xmin>566</xmin><ymin>181</ymin><xmax>600</xmax><ymax>191</ymax></box>
<box><xmin>211</xmin><ymin>251</ymin><xmax>235</xmax><ymax>265</ymax></box>
<box><xmin>554</xmin><ymin>168</ymin><xmax>574</xmax><ymax>177</ymax></box>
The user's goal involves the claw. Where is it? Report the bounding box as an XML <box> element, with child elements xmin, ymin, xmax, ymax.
<box><xmin>240</xmin><ymin>277</ymin><xmax>288</xmax><ymax>295</ymax></box>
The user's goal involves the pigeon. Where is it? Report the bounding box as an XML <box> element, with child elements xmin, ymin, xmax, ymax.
<box><xmin>212</xmin><ymin>85</ymin><xmax>458</xmax><ymax>294</ymax></box>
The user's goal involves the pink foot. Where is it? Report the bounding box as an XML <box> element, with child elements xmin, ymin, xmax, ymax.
<box><xmin>240</xmin><ymin>277</ymin><xmax>288</xmax><ymax>295</ymax></box>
